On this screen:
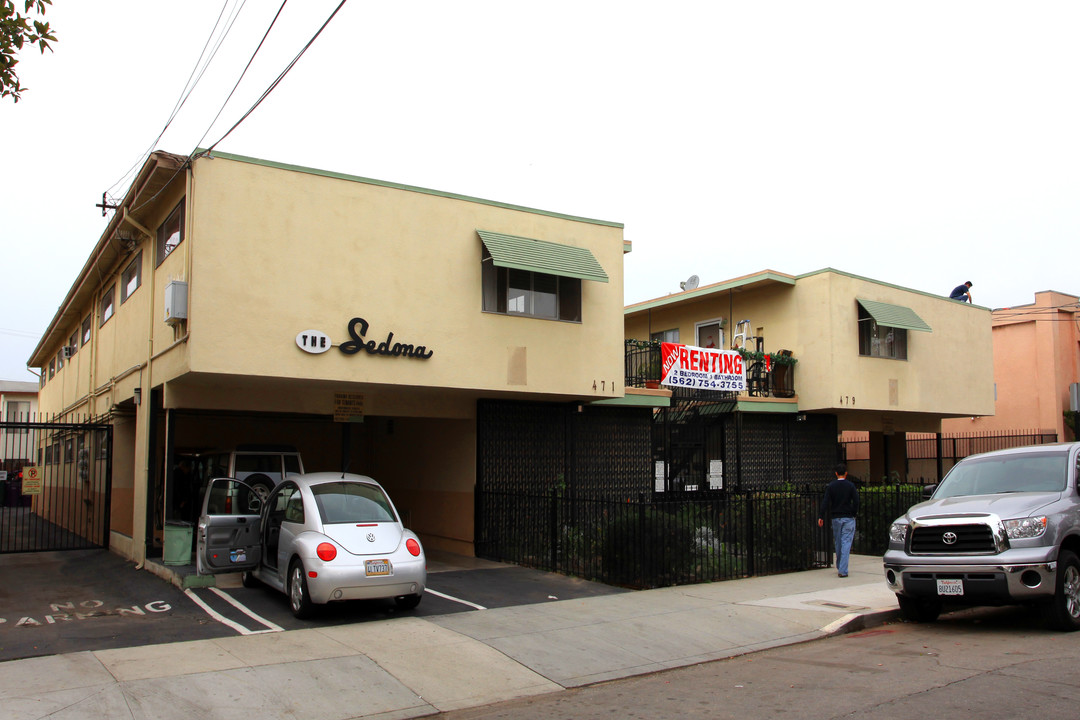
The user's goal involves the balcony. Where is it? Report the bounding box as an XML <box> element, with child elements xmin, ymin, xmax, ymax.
<box><xmin>624</xmin><ymin>340</ymin><xmax>796</xmax><ymax>401</ymax></box>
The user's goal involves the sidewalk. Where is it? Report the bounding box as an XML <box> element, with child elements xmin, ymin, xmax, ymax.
<box><xmin>0</xmin><ymin>555</ymin><xmax>898</xmax><ymax>719</ymax></box>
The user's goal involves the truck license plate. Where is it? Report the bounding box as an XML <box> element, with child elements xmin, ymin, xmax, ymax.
<box><xmin>365</xmin><ymin>559</ymin><xmax>391</xmax><ymax>576</ymax></box>
<box><xmin>937</xmin><ymin>578</ymin><xmax>963</xmax><ymax>596</ymax></box>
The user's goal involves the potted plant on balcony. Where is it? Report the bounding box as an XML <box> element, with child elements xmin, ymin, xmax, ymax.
<box><xmin>646</xmin><ymin>354</ymin><xmax>662</xmax><ymax>389</ymax></box>
<box><xmin>735</xmin><ymin>348</ymin><xmax>798</xmax><ymax>397</ymax></box>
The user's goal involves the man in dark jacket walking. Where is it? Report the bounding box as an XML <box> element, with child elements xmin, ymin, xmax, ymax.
<box><xmin>818</xmin><ymin>462</ymin><xmax>860</xmax><ymax>577</ymax></box>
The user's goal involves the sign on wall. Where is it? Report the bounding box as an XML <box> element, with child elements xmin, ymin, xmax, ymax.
<box><xmin>22</xmin><ymin>465</ymin><xmax>42</xmax><ymax>495</ymax></box>
<box><xmin>295</xmin><ymin>317</ymin><xmax>434</xmax><ymax>360</ymax></box>
<box><xmin>660</xmin><ymin>342</ymin><xmax>746</xmax><ymax>391</ymax></box>
<box><xmin>334</xmin><ymin>393</ymin><xmax>365</xmax><ymax>422</ymax></box>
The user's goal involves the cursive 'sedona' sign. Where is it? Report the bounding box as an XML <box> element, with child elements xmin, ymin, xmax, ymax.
<box><xmin>339</xmin><ymin>317</ymin><xmax>433</xmax><ymax>359</ymax></box>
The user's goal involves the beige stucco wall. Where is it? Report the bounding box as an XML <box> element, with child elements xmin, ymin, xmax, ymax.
<box><xmin>32</xmin><ymin>151</ymin><xmax>627</xmax><ymax>561</ymax></box>
<box><xmin>625</xmin><ymin>269</ymin><xmax>995</xmax><ymax>431</ymax></box>
<box><xmin>793</xmin><ymin>271</ymin><xmax>995</xmax><ymax>421</ymax></box>
<box><xmin>36</xmin><ymin>180</ymin><xmax>186</xmax><ymax>421</ymax></box>
<box><xmin>166</xmin><ymin>154</ymin><xmax>625</xmax><ymax>413</ymax></box>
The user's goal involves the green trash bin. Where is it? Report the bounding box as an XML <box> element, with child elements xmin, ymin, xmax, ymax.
<box><xmin>163</xmin><ymin>521</ymin><xmax>194</xmax><ymax>566</ymax></box>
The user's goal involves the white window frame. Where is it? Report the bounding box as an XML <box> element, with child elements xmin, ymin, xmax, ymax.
<box><xmin>694</xmin><ymin>319</ymin><xmax>724</xmax><ymax>350</ymax></box>
<box><xmin>156</xmin><ymin>200</ymin><xmax>185</xmax><ymax>266</ymax></box>
<box><xmin>121</xmin><ymin>251</ymin><xmax>142</xmax><ymax>303</ymax></box>
<box><xmin>100</xmin><ymin>284</ymin><xmax>115</xmax><ymax>326</ymax></box>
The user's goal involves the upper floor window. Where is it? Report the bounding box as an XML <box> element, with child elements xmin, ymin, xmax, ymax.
<box><xmin>81</xmin><ymin>315</ymin><xmax>92</xmax><ymax>346</ymax></box>
<box><xmin>121</xmin><ymin>251</ymin><xmax>143</xmax><ymax>303</ymax></box>
<box><xmin>6</xmin><ymin>400</ymin><xmax>30</xmax><ymax>423</ymax></box>
<box><xmin>157</xmin><ymin>200</ymin><xmax>185</xmax><ymax>266</ymax></box>
<box><xmin>100</xmin><ymin>284</ymin><xmax>115</xmax><ymax>326</ymax></box>
<box><xmin>696</xmin><ymin>321</ymin><xmax>723</xmax><ymax>349</ymax></box>
<box><xmin>858</xmin><ymin>311</ymin><xmax>908</xmax><ymax>360</ymax></box>
<box><xmin>856</xmin><ymin>299</ymin><xmax>930</xmax><ymax>361</ymax></box>
<box><xmin>68</xmin><ymin>330</ymin><xmax>78</xmax><ymax>357</ymax></box>
<box><xmin>482</xmin><ymin>249</ymin><xmax>582</xmax><ymax>322</ymax></box>
<box><xmin>55</xmin><ymin>348</ymin><xmax>64</xmax><ymax>370</ymax></box>
<box><xmin>478</xmin><ymin>230</ymin><xmax>607</xmax><ymax>324</ymax></box>
<box><xmin>48</xmin><ymin>358</ymin><xmax>55</xmax><ymax>379</ymax></box>
<box><xmin>651</xmin><ymin>328</ymin><xmax>679</xmax><ymax>344</ymax></box>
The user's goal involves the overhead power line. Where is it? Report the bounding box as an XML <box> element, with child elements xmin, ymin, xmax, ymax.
<box><xmin>105</xmin><ymin>0</ymin><xmax>249</xmax><ymax>201</ymax></box>
<box><xmin>195</xmin><ymin>0</ymin><xmax>291</xmax><ymax>151</ymax></box>
<box><xmin>202</xmin><ymin>0</ymin><xmax>350</xmax><ymax>154</ymax></box>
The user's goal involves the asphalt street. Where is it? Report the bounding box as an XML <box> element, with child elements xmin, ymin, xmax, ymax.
<box><xmin>432</xmin><ymin>604</ymin><xmax>1080</xmax><ymax>719</ymax></box>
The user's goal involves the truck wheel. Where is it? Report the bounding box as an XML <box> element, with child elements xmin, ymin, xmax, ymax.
<box><xmin>1041</xmin><ymin>550</ymin><xmax>1080</xmax><ymax>631</ymax></box>
<box><xmin>897</xmin><ymin>594</ymin><xmax>941</xmax><ymax>623</ymax></box>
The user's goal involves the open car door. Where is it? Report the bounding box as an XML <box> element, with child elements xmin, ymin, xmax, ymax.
<box><xmin>196</xmin><ymin>477</ymin><xmax>263</xmax><ymax>575</ymax></box>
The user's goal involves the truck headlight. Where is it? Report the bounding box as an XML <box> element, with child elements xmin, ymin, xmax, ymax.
<box><xmin>1003</xmin><ymin>516</ymin><xmax>1047</xmax><ymax>540</ymax></box>
<box><xmin>889</xmin><ymin>522</ymin><xmax>909</xmax><ymax>545</ymax></box>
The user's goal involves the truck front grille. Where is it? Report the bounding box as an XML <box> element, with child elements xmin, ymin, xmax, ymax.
<box><xmin>910</xmin><ymin>524</ymin><xmax>997</xmax><ymax>554</ymax></box>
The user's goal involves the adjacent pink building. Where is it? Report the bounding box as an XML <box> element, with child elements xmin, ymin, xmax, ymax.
<box><xmin>942</xmin><ymin>290</ymin><xmax>1079</xmax><ymax>441</ymax></box>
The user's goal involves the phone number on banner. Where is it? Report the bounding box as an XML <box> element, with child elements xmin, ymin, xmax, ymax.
<box><xmin>665</xmin><ymin>374</ymin><xmax>744</xmax><ymax>390</ymax></box>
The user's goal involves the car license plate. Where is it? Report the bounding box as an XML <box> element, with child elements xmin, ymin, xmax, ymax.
<box><xmin>365</xmin><ymin>559</ymin><xmax>391</xmax><ymax>576</ymax></box>
<box><xmin>937</xmin><ymin>578</ymin><xmax>963</xmax><ymax>596</ymax></box>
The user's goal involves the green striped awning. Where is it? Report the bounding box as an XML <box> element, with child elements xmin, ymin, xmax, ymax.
<box><xmin>478</xmin><ymin>230</ymin><xmax>609</xmax><ymax>283</ymax></box>
<box><xmin>857</xmin><ymin>298</ymin><xmax>932</xmax><ymax>332</ymax></box>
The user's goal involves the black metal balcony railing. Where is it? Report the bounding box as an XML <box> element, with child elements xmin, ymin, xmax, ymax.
<box><xmin>624</xmin><ymin>339</ymin><xmax>795</xmax><ymax>399</ymax></box>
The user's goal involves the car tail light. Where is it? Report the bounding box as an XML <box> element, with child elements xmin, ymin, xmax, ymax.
<box><xmin>317</xmin><ymin>542</ymin><xmax>337</xmax><ymax>561</ymax></box>
<box><xmin>406</xmin><ymin>538</ymin><xmax>421</xmax><ymax>557</ymax></box>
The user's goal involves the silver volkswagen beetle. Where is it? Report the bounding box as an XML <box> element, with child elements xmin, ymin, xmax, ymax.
<box><xmin>197</xmin><ymin>472</ymin><xmax>426</xmax><ymax>617</ymax></box>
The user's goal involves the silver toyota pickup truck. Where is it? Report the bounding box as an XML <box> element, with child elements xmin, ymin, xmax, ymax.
<box><xmin>884</xmin><ymin>442</ymin><xmax>1080</xmax><ymax>630</ymax></box>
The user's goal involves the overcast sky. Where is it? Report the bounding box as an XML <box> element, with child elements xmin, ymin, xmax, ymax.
<box><xmin>2</xmin><ymin>1</ymin><xmax>1077</xmax><ymax>382</ymax></box>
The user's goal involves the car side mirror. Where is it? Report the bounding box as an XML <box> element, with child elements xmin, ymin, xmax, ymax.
<box><xmin>922</xmin><ymin>484</ymin><xmax>937</xmax><ymax>500</ymax></box>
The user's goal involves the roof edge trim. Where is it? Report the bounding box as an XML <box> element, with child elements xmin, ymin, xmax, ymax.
<box><xmin>194</xmin><ymin>149</ymin><xmax>623</xmax><ymax>229</ymax></box>
<box><xmin>624</xmin><ymin>271</ymin><xmax>796</xmax><ymax>315</ymax></box>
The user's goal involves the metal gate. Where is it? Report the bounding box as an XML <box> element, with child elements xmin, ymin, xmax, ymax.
<box><xmin>0</xmin><ymin>417</ymin><xmax>112</xmax><ymax>553</ymax></box>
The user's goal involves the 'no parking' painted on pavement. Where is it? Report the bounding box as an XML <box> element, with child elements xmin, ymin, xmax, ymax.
<box><xmin>0</xmin><ymin>598</ymin><xmax>172</xmax><ymax>627</ymax></box>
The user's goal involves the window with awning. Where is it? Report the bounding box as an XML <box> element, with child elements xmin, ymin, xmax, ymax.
<box><xmin>479</xmin><ymin>230</ymin><xmax>608</xmax><ymax>322</ymax></box>
<box><xmin>857</xmin><ymin>299</ymin><xmax>931</xmax><ymax>360</ymax></box>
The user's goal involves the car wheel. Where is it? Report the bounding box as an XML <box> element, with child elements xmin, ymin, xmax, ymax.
<box><xmin>394</xmin><ymin>593</ymin><xmax>422</xmax><ymax>610</ymax></box>
<box><xmin>241</xmin><ymin>570</ymin><xmax>260</xmax><ymax>589</ymax></box>
<box><xmin>896</xmin><ymin>594</ymin><xmax>941</xmax><ymax>623</ymax></box>
<box><xmin>1041</xmin><ymin>549</ymin><xmax>1080</xmax><ymax>631</ymax></box>
<box><xmin>288</xmin><ymin>559</ymin><xmax>315</xmax><ymax>619</ymax></box>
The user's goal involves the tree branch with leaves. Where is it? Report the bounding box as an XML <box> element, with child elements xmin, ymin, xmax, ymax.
<box><xmin>2</xmin><ymin>0</ymin><xmax>57</xmax><ymax>103</ymax></box>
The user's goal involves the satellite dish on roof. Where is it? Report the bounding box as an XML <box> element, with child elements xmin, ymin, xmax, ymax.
<box><xmin>680</xmin><ymin>275</ymin><xmax>700</xmax><ymax>291</ymax></box>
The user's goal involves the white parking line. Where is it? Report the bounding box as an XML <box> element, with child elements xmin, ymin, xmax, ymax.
<box><xmin>183</xmin><ymin>589</ymin><xmax>281</xmax><ymax>635</ymax></box>
<box><xmin>210</xmin><ymin>587</ymin><xmax>285</xmax><ymax>632</ymax></box>
<box><xmin>425</xmin><ymin>588</ymin><xmax>487</xmax><ymax>610</ymax></box>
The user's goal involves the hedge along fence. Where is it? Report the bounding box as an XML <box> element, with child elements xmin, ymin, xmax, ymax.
<box><xmin>476</xmin><ymin>486</ymin><xmax>926</xmax><ymax>589</ymax></box>
<box><xmin>853</xmin><ymin>484</ymin><xmax>926</xmax><ymax>556</ymax></box>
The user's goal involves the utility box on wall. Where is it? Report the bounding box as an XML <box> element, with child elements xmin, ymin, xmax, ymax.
<box><xmin>164</xmin><ymin>281</ymin><xmax>188</xmax><ymax>325</ymax></box>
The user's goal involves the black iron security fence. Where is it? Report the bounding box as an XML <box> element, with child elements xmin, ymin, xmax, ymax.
<box><xmin>0</xmin><ymin>416</ymin><xmax>112</xmax><ymax>553</ymax></box>
<box><xmin>476</xmin><ymin>484</ymin><xmax>928</xmax><ymax>588</ymax></box>
<box><xmin>841</xmin><ymin>430</ymin><xmax>1059</xmax><ymax>484</ymax></box>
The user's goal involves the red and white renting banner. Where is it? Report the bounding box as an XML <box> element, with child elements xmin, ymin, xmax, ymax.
<box><xmin>660</xmin><ymin>342</ymin><xmax>746</xmax><ymax>391</ymax></box>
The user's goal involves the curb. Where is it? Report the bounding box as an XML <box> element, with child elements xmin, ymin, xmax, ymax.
<box><xmin>822</xmin><ymin>607</ymin><xmax>902</xmax><ymax>636</ymax></box>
